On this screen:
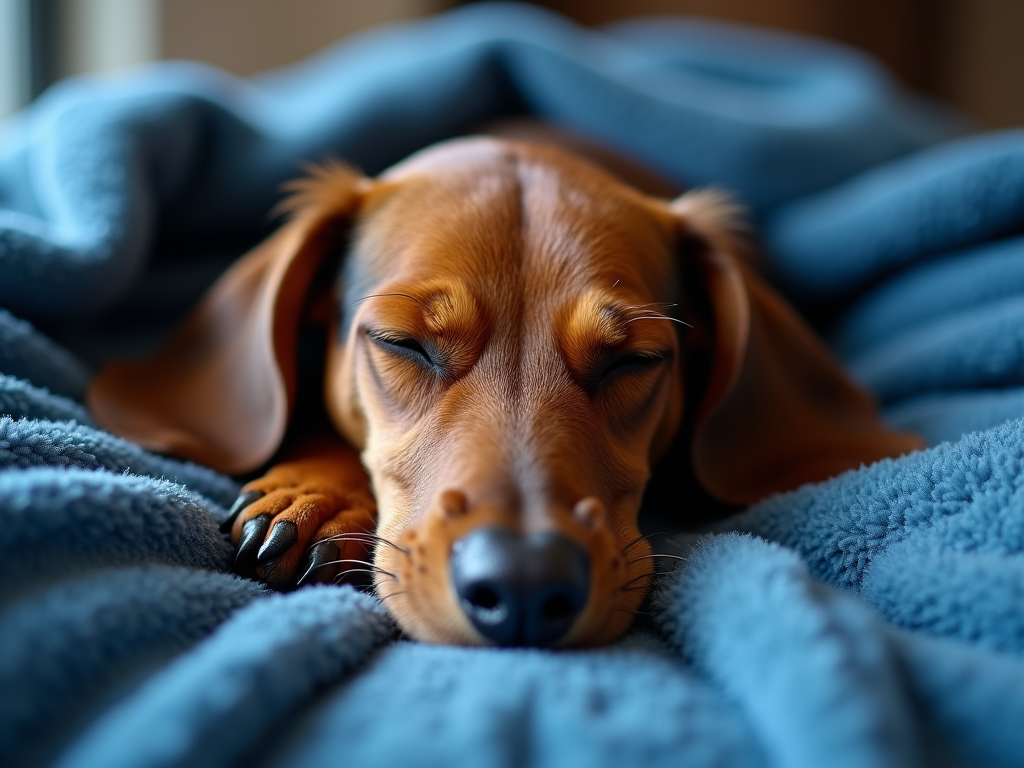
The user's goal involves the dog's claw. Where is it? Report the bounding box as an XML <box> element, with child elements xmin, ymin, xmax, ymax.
<box><xmin>220</xmin><ymin>489</ymin><xmax>265</xmax><ymax>533</ymax></box>
<box><xmin>297</xmin><ymin>540</ymin><xmax>340</xmax><ymax>587</ymax></box>
<box><xmin>257</xmin><ymin>520</ymin><xmax>299</xmax><ymax>564</ymax></box>
<box><xmin>234</xmin><ymin>514</ymin><xmax>271</xmax><ymax>574</ymax></box>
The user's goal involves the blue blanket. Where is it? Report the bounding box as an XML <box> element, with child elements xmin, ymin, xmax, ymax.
<box><xmin>1</xmin><ymin>4</ymin><xmax>1021</xmax><ymax>767</ymax></box>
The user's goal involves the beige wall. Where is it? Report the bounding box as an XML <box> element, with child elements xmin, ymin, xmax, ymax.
<box><xmin>157</xmin><ymin>0</ymin><xmax>1024</xmax><ymax>127</ymax></box>
<box><xmin>37</xmin><ymin>0</ymin><xmax>1024</xmax><ymax>128</ymax></box>
<box><xmin>48</xmin><ymin>0</ymin><xmax>446</xmax><ymax>81</ymax></box>
<box><xmin>940</xmin><ymin>0</ymin><xmax>1024</xmax><ymax>128</ymax></box>
<box><xmin>161</xmin><ymin>0</ymin><xmax>450</xmax><ymax>76</ymax></box>
<box><xmin>533</xmin><ymin>0</ymin><xmax>1024</xmax><ymax>128</ymax></box>
<box><xmin>55</xmin><ymin>0</ymin><xmax>160</xmax><ymax>77</ymax></box>
<box><xmin>0</xmin><ymin>0</ymin><xmax>31</xmax><ymax>118</ymax></box>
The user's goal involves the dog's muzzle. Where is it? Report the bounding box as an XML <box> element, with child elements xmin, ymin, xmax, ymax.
<box><xmin>449</xmin><ymin>527</ymin><xmax>590</xmax><ymax>647</ymax></box>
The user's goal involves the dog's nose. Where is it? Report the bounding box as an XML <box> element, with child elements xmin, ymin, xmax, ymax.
<box><xmin>449</xmin><ymin>527</ymin><xmax>590</xmax><ymax>647</ymax></box>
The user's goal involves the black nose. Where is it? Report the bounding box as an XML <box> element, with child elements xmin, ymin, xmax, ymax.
<box><xmin>449</xmin><ymin>527</ymin><xmax>590</xmax><ymax>647</ymax></box>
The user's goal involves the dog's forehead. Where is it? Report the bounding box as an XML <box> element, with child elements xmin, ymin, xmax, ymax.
<box><xmin>379</xmin><ymin>136</ymin><xmax>513</xmax><ymax>178</ymax></box>
<box><xmin>361</xmin><ymin>138</ymin><xmax>677</xmax><ymax>295</ymax></box>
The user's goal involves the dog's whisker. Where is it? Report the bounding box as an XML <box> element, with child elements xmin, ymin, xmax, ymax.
<box><xmin>314</xmin><ymin>558</ymin><xmax>398</xmax><ymax>580</ymax></box>
<box><xmin>620</xmin><ymin>572</ymin><xmax>655</xmax><ymax>589</ymax></box>
<box><xmin>334</xmin><ymin>567</ymin><xmax>397</xmax><ymax>584</ymax></box>
<box><xmin>318</xmin><ymin>557</ymin><xmax>383</xmax><ymax>569</ymax></box>
<box><xmin>620</xmin><ymin>533</ymin><xmax>649</xmax><ymax>554</ymax></box>
<box><xmin>626</xmin><ymin>553</ymin><xmax>688</xmax><ymax>565</ymax></box>
<box><xmin>618</xmin><ymin>569</ymin><xmax>676</xmax><ymax>589</ymax></box>
<box><xmin>316</xmin><ymin>533</ymin><xmax>380</xmax><ymax>545</ymax></box>
<box><xmin>620</xmin><ymin>529</ymin><xmax>674</xmax><ymax>555</ymax></box>
<box><xmin>316</xmin><ymin>529</ymin><xmax>409</xmax><ymax>548</ymax></box>
<box><xmin>612</xmin><ymin>606</ymin><xmax>653</xmax><ymax>618</ymax></box>
<box><xmin>352</xmin><ymin>292</ymin><xmax>427</xmax><ymax>309</ymax></box>
<box><xmin>315</xmin><ymin>533</ymin><xmax>410</xmax><ymax>555</ymax></box>
<box><xmin>333</xmin><ymin>566</ymin><xmax>398</xmax><ymax>582</ymax></box>
<box><xmin>376</xmin><ymin>590</ymin><xmax>406</xmax><ymax>602</ymax></box>
<box><xmin>316</xmin><ymin>533</ymin><xmax>380</xmax><ymax>543</ymax></box>
<box><xmin>368</xmin><ymin>577</ymin><xmax>394</xmax><ymax>594</ymax></box>
<box><xmin>623</xmin><ymin>315</ymin><xmax>693</xmax><ymax>328</ymax></box>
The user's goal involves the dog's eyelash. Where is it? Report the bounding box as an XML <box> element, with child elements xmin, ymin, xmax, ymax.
<box><xmin>367</xmin><ymin>330</ymin><xmax>436</xmax><ymax>368</ymax></box>
<box><xmin>599</xmin><ymin>350</ymin><xmax>669</xmax><ymax>380</ymax></box>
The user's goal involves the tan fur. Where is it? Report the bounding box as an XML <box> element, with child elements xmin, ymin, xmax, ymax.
<box><xmin>89</xmin><ymin>136</ymin><xmax>922</xmax><ymax>646</ymax></box>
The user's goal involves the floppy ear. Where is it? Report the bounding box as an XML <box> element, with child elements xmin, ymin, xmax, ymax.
<box><xmin>672</xmin><ymin>191</ymin><xmax>923</xmax><ymax>506</ymax></box>
<box><xmin>87</xmin><ymin>163</ymin><xmax>370</xmax><ymax>474</ymax></box>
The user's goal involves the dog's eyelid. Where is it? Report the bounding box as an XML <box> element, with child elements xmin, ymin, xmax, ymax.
<box><xmin>364</xmin><ymin>328</ymin><xmax>437</xmax><ymax>368</ymax></box>
<box><xmin>589</xmin><ymin>347</ymin><xmax>672</xmax><ymax>389</ymax></box>
<box><xmin>366</xmin><ymin>328</ymin><xmax>421</xmax><ymax>345</ymax></box>
<box><xmin>610</xmin><ymin>348</ymin><xmax>671</xmax><ymax>368</ymax></box>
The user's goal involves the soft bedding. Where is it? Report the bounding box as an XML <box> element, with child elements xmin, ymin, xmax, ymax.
<box><xmin>1</xmin><ymin>4</ymin><xmax>1022</xmax><ymax>767</ymax></box>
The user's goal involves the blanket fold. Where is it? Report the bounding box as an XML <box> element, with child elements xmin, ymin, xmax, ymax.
<box><xmin>54</xmin><ymin>587</ymin><xmax>394</xmax><ymax>768</ymax></box>
<box><xmin>0</xmin><ymin>4</ymin><xmax>1021</xmax><ymax>767</ymax></box>
<box><xmin>657</xmin><ymin>534</ymin><xmax>1024</xmax><ymax>768</ymax></box>
<box><xmin>1</xmin><ymin>568</ymin><xmax>265</xmax><ymax>768</ymax></box>
<box><xmin>0</xmin><ymin>3</ymin><xmax>957</xmax><ymax>321</ymax></box>
<box><xmin>767</xmin><ymin>130</ymin><xmax>1024</xmax><ymax>299</ymax></box>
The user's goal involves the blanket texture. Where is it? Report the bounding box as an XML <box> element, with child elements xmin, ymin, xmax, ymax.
<box><xmin>1</xmin><ymin>4</ymin><xmax>1021</xmax><ymax>767</ymax></box>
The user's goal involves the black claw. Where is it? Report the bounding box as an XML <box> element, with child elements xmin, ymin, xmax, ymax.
<box><xmin>233</xmin><ymin>514</ymin><xmax>271</xmax><ymax>574</ymax></box>
<box><xmin>257</xmin><ymin>521</ymin><xmax>299</xmax><ymax>564</ymax></box>
<box><xmin>297</xmin><ymin>541</ymin><xmax>340</xmax><ymax>587</ymax></box>
<box><xmin>219</xmin><ymin>489</ymin><xmax>265</xmax><ymax>533</ymax></box>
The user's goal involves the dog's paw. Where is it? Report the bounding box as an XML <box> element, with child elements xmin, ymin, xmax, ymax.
<box><xmin>221</xmin><ymin>457</ymin><xmax>376</xmax><ymax>590</ymax></box>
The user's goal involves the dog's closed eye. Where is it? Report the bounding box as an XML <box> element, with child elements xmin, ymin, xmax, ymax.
<box><xmin>366</xmin><ymin>330</ymin><xmax>439</xmax><ymax>372</ymax></box>
<box><xmin>594</xmin><ymin>349</ymin><xmax>671</xmax><ymax>385</ymax></box>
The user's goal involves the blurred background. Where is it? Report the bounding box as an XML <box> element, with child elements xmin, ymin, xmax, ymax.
<box><xmin>2</xmin><ymin>0</ymin><xmax>1021</xmax><ymax>128</ymax></box>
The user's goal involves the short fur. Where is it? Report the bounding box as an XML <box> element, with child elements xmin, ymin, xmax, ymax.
<box><xmin>89</xmin><ymin>136</ymin><xmax>922</xmax><ymax>646</ymax></box>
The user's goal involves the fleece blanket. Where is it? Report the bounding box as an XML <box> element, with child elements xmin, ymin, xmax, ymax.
<box><xmin>1</xmin><ymin>4</ymin><xmax>1022</xmax><ymax>767</ymax></box>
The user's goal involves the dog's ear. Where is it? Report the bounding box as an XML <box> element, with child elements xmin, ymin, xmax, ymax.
<box><xmin>671</xmin><ymin>191</ymin><xmax>922</xmax><ymax>505</ymax></box>
<box><xmin>88</xmin><ymin>163</ymin><xmax>371</xmax><ymax>474</ymax></box>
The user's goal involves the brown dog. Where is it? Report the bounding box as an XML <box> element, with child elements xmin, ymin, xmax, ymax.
<box><xmin>88</xmin><ymin>135</ymin><xmax>921</xmax><ymax>647</ymax></box>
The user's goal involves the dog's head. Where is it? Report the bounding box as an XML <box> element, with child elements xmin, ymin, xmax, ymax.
<box><xmin>89</xmin><ymin>138</ymin><xmax>920</xmax><ymax>646</ymax></box>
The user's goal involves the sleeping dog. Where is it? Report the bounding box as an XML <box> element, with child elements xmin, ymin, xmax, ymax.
<box><xmin>88</xmin><ymin>134</ymin><xmax>921</xmax><ymax>647</ymax></box>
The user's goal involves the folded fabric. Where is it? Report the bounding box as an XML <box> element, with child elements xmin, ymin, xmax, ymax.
<box><xmin>54</xmin><ymin>587</ymin><xmax>394</xmax><ymax>768</ymax></box>
<box><xmin>0</xmin><ymin>2</ymin><xmax>955</xmax><ymax>322</ymax></box>
<box><xmin>766</xmin><ymin>130</ymin><xmax>1024</xmax><ymax>299</ymax></box>
<box><xmin>848</xmin><ymin>296</ymin><xmax>1024</xmax><ymax>403</ymax></box>
<box><xmin>830</xmin><ymin>234</ymin><xmax>1024</xmax><ymax>356</ymax></box>
<box><xmin>1</xmin><ymin>568</ymin><xmax>265</xmax><ymax>768</ymax></box>
<box><xmin>657</xmin><ymin>534</ymin><xmax>1024</xmax><ymax>768</ymax></box>
<box><xmin>883</xmin><ymin>389</ymin><xmax>1024</xmax><ymax>446</ymax></box>
<box><xmin>0</xmin><ymin>310</ymin><xmax>91</xmax><ymax>399</ymax></box>
<box><xmin>719</xmin><ymin>418</ymin><xmax>1024</xmax><ymax>653</ymax></box>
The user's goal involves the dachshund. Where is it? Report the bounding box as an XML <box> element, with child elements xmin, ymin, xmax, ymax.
<box><xmin>88</xmin><ymin>132</ymin><xmax>922</xmax><ymax>648</ymax></box>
